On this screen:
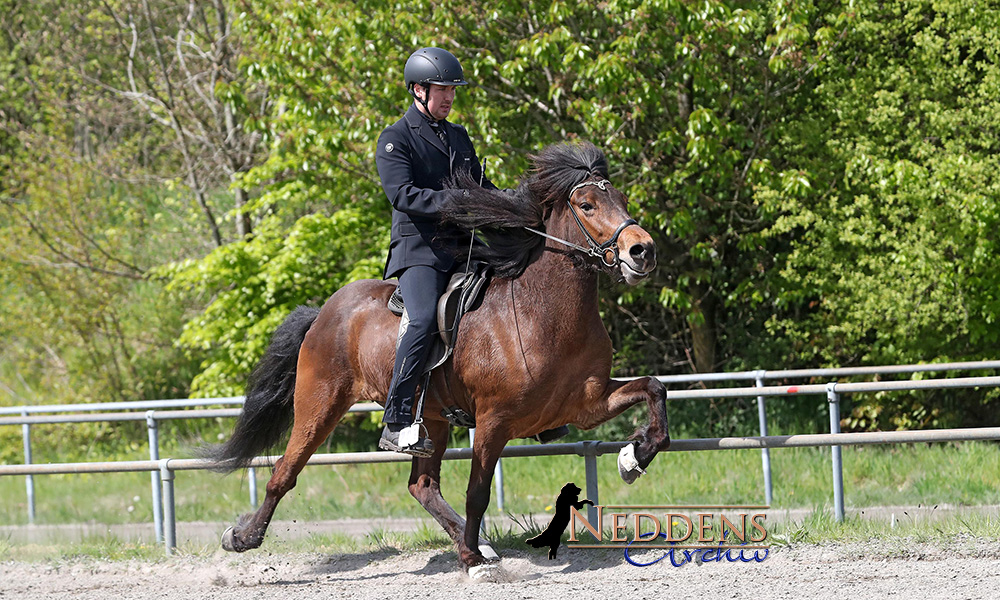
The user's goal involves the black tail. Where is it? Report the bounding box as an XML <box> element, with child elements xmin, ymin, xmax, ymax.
<box><xmin>198</xmin><ymin>306</ymin><xmax>321</xmax><ymax>473</ymax></box>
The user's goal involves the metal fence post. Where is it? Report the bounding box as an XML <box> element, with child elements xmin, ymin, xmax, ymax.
<box><xmin>581</xmin><ymin>441</ymin><xmax>600</xmax><ymax>525</ymax></box>
<box><xmin>827</xmin><ymin>383</ymin><xmax>845</xmax><ymax>522</ymax></box>
<box><xmin>159</xmin><ymin>459</ymin><xmax>176</xmax><ymax>555</ymax></box>
<box><xmin>21</xmin><ymin>410</ymin><xmax>35</xmax><ymax>524</ymax></box>
<box><xmin>754</xmin><ymin>372</ymin><xmax>773</xmax><ymax>505</ymax></box>
<box><xmin>248</xmin><ymin>467</ymin><xmax>258</xmax><ymax>509</ymax></box>
<box><xmin>494</xmin><ymin>457</ymin><xmax>505</xmax><ymax>512</ymax></box>
<box><xmin>146</xmin><ymin>411</ymin><xmax>164</xmax><ymax>543</ymax></box>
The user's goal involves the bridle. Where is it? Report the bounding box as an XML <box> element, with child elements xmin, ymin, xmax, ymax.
<box><xmin>524</xmin><ymin>178</ymin><xmax>639</xmax><ymax>269</ymax></box>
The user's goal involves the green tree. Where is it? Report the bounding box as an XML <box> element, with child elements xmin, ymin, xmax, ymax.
<box><xmin>758</xmin><ymin>0</ymin><xmax>1000</xmax><ymax>429</ymax></box>
<box><xmin>0</xmin><ymin>1</ymin><xmax>253</xmax><ymax>429</ymax></box>
<box><xmin>451</xmin><ymin>0</ymin><xmax>849</xmax><ymax>376</ymax></box>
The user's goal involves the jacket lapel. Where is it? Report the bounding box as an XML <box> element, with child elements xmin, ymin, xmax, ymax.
<box><xmin>405</xmin><ymin>105</ymin><xmax>449</xmax><ymax>157</ymax></box>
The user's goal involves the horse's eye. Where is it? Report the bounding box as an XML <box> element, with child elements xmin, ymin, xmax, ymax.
<box><xmin>580</xmin><ymin>202</ymin><xmax>594</xmax><ymax>212</ymax></box>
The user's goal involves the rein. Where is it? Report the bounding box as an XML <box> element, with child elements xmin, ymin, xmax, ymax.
<box><xmin>524</xmin><ymin>178</ymin><xmax>638</xmax><ymax>269</ymax></box>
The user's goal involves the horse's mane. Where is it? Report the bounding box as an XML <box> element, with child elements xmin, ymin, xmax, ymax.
<box><xmin>439</xmin><ymin>142</ymin><xmax>609</xmax><ymax>279</ymax></box>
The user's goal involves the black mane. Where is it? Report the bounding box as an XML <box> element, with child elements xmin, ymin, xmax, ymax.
<box><xmin>439</xmin><ymin>142</ymin><xmax>609</xmax><ymax>278</ymax></box>
<box><xmin>527</xmin><ymin>141</ymin><xmax>609</xmax><ymax>209</ymax></box>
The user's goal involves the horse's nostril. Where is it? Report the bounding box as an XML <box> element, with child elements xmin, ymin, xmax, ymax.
<box><xmin>629</xmin><ymin>244</ymin><xmax>646</xmax><ymax>259</ymax></box>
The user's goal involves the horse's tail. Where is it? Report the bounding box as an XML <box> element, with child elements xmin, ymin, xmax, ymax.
<box><xmin>198</xmin><ymin>306</ymin><xmax>321</xmax><ymax>473</ymax></box>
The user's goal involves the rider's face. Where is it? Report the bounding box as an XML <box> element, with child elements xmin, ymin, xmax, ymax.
<box><xmin>415</xmin><ymin>84</ymin><xmax>457</xmax><ymax>120</ymax></box>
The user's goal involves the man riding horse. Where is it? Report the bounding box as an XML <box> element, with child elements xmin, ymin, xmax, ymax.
<box><xmin>206</xmin><ymin>49</ymin><xmax>668</xmax><ymax>579</ymax></box>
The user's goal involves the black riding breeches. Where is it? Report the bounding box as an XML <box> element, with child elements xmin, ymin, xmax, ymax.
<box><xmin>383</xmin><ymin>265</ymin><xmax>450</xmax><ymax>425</ymax></box>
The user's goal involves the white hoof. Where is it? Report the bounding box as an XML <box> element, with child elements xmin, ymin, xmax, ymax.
<box><xmin>618</xmin><ymin>443</ymin><xmax>646</xmax><ymax>485</ymax></box>
<box><xmin>479</xmin><ymin>544</ymin><xmax>499</xmax><ymax>562</ymax></box>
<box><xmin>220</xmin><ymin>526</ymin><xmax>237</xmax><ymax>552</ymax></box>
<box><xmin>468</xmin><ymin>562</ymin><xmax>503</xmax><ymax>582</ymax></box>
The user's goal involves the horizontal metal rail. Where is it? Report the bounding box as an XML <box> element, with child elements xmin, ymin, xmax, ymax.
<box><xmin>0</xmin><ymin>397</ymin><xmax>246</xmax><ymax>416</ymax></box>
<box><xmin>647</xmin><ymin>360</ymin><xmax>1000</xmax><ymax>384</ymax></box>
<box><xmin>3</xmin><ymin>376</ymin><xmax>995</xmax><ymax>426</ymax></box>
<box><xmin>3</xmin><ymin>427</ymin><xmax>1000</xmax><ymax>477</ymax></box>
<box><xmin>0</xmin><ymin>403</ymin><xmax>384</xmax><ymax>427</ymax></box>
<box><xmin>5</xmin><ymin>360</ymin><xmax>998</xmax><ymax>416</ymax></box>
<box><xmin>664</xmin><ymin>376</ymin><xmax>1000</xmax><ymax>400</ymax></box>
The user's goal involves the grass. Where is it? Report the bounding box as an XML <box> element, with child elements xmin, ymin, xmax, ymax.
<box><xmin>768</xmin><ymin>508</ymin><xmax>1000</xmax><ymax>547</ymax></box>
<box><xmin>0</xmin><ymin>535</ymin><xmax>171</xmax><ymax>562</ymax></box>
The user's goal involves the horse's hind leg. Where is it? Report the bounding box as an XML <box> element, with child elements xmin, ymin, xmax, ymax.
<box><xmin>407</xmin><ymin>420</ymin><xmax>464</xmax><ymax>542</ymax></box>
<box><xmin>223</xmin><ymin>358</ymin><xmax>352</xmax><ymax>552</ymax></box>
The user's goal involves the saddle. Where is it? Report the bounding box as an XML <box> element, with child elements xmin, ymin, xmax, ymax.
<box><xmin>387</xmin><ymin>261</ymin><xmax>491</xmax><ymax>428</ymax></box>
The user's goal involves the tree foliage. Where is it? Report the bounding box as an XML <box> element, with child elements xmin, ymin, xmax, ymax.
<box><xmin>0</xmin><ymin>0</ymin><xmax>250</xmax><ymax>425</ymax></box>
<box><xmin>172</xmin><ymin>0</ymin><xmax>846</xmax><ymax>396</ymax></box>
<box><xmin>758</xmin><ymin>0</ymin><xmax>1000</xmax><ymax>429</ymax></box>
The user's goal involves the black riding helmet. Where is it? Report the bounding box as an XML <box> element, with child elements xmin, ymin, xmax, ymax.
<box><xmin>404</xmin><ymin>47</ymin><xmax>469</xmax><ymax>94</ymax></box>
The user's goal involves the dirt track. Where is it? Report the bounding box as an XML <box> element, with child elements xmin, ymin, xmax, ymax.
<box><xmin>2</xmin><ymin>540</ymin><xmax>999</xmax><ymax>600</ymax></box>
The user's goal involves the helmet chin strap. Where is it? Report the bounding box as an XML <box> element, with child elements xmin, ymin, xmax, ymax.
<box><xmin>410</xmin><ymin>83</ymin><xmax>435</xmax><ymax>120</ymax></box>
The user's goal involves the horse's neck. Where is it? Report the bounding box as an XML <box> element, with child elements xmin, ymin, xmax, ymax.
<box><xmin>515</xmin><ymin>242</ymin><xmax>601</xmax><ymax>319</ymax></box>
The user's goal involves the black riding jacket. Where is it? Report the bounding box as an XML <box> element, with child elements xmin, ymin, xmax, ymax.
<box><xmin>376</xmin><ymin>104</ymin><xmax>495</xmax><ymax>279</ymax></box>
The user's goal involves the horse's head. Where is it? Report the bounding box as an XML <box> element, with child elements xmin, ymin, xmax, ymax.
<box><xmin>439</xmin><ymin>142</ymin><xmax>657</xmax><ymax>282</ymax></box>
<box><xmin>523</xmin><ymin>142</ymin><xmax>656</xmax><ymax>284</ymax></box>
<box><xmin>558</xmin><ymin>177</ymin><xmax>656</xmax><ymax>285</ymax></box>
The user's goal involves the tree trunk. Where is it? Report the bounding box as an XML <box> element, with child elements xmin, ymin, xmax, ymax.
<box><xmin>689</xmin><ymin>284</ymin><xmax>717</xmax><ymax>373</ymax></box>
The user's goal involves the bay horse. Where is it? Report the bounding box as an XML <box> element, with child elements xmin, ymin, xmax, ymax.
<box><xmin>203</xmin><ymin>142</ymin><xmax>670</xmax><ymax>576</ymax></box>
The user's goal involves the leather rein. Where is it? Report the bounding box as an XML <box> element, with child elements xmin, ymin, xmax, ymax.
<box><xmin>524</xmin><ymin>179</ymin><xmax>639</xmax><ymax>270</ymax></box>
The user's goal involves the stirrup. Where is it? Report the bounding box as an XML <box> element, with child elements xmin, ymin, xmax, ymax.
<box><xmin>379</xmin><ymin>423</ymin><xmax>434</xmax><ymax>458</ymax></box>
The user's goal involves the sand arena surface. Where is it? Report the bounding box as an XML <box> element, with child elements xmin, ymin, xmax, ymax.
<box><xmin>2</xmin><ymin>541</ymin><xmax>999</xmax><ymax>600</ymax></box>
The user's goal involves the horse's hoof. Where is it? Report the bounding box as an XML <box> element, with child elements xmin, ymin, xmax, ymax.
<box><xmin>618</xmin><ymin>443</ymin><xmax>646</xmax><ymax>485</ymax></box>
<box><xmin>479</xmin><ymin>544</ymin><xmax>499</xmax><ymax>562</ymax></box>
<box><xmin>221</xmin><ymin>526</ymin><xmax>238</xmax><ymax>552</ymax></box>
<box><xmin>468</xmin><ymin>562</ymin><xmax>504</xmax><ymax>582</ymax></box>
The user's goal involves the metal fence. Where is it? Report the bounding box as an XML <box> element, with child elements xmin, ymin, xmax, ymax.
<box><xmin>0</xmin><ymin>400</ymin><xmax>496</xmax><ymax>542</ymax></box>
<box><xmin>2</xmin><ymin>361</ymin><xmax>1000</xmax><ymax>553</ymax></box>
<box><xmin>648</xmin><ymin>360</ymin><xmax>1000</xmax><ymax>506</ymax></box>
<box><xmin>0</xmin><ymin>400</ymin><xmax>383</xmax><ymax>541</ymax></box>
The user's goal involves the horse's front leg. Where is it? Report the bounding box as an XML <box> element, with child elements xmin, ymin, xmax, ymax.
<box><xmin>408</xmin><ymin>420</ymin><xmax>500</xmax><ymax>561</ymax></box>
<box><xmin>407</xmin><ymin>419</ymin><xmax>464</xmax><ymax>544</ymax></box>
<box><xmin>460</xmin><ymin>424</ymin><xmax>507</xmax><ymax>574</ymax></box>
<box><xmin>576</xmin><ymin>376</ymin><xmax>669</xmax><ymax>484</ymax></box>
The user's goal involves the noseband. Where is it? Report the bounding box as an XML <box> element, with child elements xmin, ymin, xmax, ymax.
<box><xmin>524</xmin><ymin>178</ymin><xmax>637</xmax><ymax>269</ymax></box>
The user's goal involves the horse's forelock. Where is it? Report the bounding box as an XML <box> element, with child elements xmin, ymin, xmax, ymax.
<box><xmin>530</xmin><ymin>142</ymin><xmax>609</xmax><ymax>206</ymax></box>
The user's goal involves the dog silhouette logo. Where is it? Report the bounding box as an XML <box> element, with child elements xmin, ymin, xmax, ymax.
<box><xmin>525</xmin><ymin>482</ymin><xmax>594</xmax><ymax>559</ymax></box>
